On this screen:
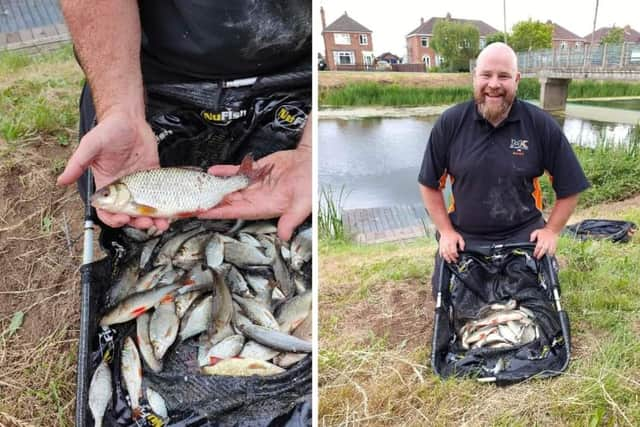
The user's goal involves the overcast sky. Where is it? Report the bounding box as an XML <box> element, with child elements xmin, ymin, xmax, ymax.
<box><xmin>316</xmin><ymin>0</ymin><xmax>640</xmax><ymax>57</ymax></box>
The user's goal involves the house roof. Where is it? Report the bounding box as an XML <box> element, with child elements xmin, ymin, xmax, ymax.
<box><xmin>377</xmin><ymin>52</ymin><xmax>400</xmax><ymax>60</ymax></box>
<box><xmin>584</xmin><ymin>26</ymin><xmax>640</xmax><ymax>43</ymax></box>
<box><xmin>549</xmin><ymin>22</ymin><xmax>584</xmax><ymax>41</ymax></box>
<box><xmin>323</xmin><ymin>12</ymin><xmax>372</xmax><ymax>33</ymax></box>
<box><xmin>407</xmin><ymin>15</ymin><xmax>499</xmax><ymax>38</ymax></box>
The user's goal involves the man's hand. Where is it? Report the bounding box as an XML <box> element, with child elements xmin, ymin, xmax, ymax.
<box><xmin>57</xmin><ymin>111</ymin><xmax>170</xmax><ymax>231</ymax></box>
<box><xmin>439</xmin><ymin>229</ymin><xmax>465</xmax><ymax>263</ymax></box>
<box><xmin>530</xmin><ymin>226</ymin><xmax>560</xmax><ymax>259</ymax></box>
<box><xmin>198</xmin><ymin>144</ymin><xmax>311</xmax><ymax>241</ymax></box>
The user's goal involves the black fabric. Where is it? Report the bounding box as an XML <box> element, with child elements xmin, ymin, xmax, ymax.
<box><xmin>431</xmin><ymin>244</ymin><xmax>570</xmax><ymax>384</ymax></box>
<box><xmin>564</xmin><ymin>219</ymin><xmax>637</xmax><ymax>243</ymax></box>
<box><xmin>138</xmin><ymin>0</ymin><xmax>311</xmax><ymax>83</ymax></box>
<box><xmin>81</xmin><ymin>221</ymin><xmax>312</xmax><ymax>427</ymax></box>
<box><xmin>418</xmin><ymin>99</ymin><xmax>590</xmax><ymax>240</ymax></box>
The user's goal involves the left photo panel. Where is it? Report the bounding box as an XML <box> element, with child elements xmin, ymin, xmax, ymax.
<box><xmin>0</xmin><ymin>1</ymin><xmax>313</xmax><ymax>426</ymax></box>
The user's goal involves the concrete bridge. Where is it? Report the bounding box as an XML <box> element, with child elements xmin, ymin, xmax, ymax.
<box><xmin>517</xmin><ymin>43</ymin><xmax>640</xmax><ymax>111</ymax></box>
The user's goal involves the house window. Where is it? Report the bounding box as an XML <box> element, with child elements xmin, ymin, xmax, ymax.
<box><xmin>334</xmin><ymin>33</ymin><xmax>351</xmax><ymax>45</ymax></box>
<box><xmin>359</xmin><ymin>34</ymin><xmax>368</xmax><ymax>45</ymax></box>
<box><xmin>423</xmin><ymin>55</ymin><xmax>431</xmax><ymax>67</ymax></box>
<box><xmin>560</xmin><ymin>41</ymin><xmax>567</xmax><ymax>50</ymax></box>
<box><xmin>334</xmin><ymin>51</ymin><xmax>355</xmax><ymax>65</ymax></box>
<box><xmin>421</xmin><ymin>36</ymin><xmax>429</xmax><ymax>47</ymax></box>
<box><xmin>459</xmin><ymin>39</ymin><xmax>470</xmax><ymax>49</ymax></box>
<box><xmin>436</xmin><ymin>55</ymin><xmax>444</xmax><ymax>66</ymax></box>
<box><xmin>480</xmin><ymin>38</ymin><xmax>486</xmax><ymax>48</ymax></box>
<box><xmin>575</xmin><ymin>41</ymin><xmax>582</xmax><ymax>48</ymax></box>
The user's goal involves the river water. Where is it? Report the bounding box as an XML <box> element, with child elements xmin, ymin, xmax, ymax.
<box><xmin>319</xmin><ymin>100</ymin><xmax>640</xmax><ymax>210</ymax></box>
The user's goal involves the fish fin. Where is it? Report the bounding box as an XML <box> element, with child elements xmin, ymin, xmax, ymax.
<box><xmin>176</xmin><ymin>212</ymin><xmax>197</xmax><ymax>219</ymax></box>
<box><xmin>238</xmin><ymin>154</ymin><xmax>273</xmax><ymax>184</ymax></box>
<box><xmin>134</xmin><ymin>203</ymin><xmax>158</xmax><ymax>216</ymax></box>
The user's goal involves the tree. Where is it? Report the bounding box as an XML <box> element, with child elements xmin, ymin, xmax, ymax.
<box><xmin>509</xmin><ymin>19</ymin><xmax>553</xmax><ymax>52</ymax></box>
<box><xmin>485</xmin><ymin>32</ymin><xmax>509</xmax><ymax>46</ymax></box>
<box><xmin>601</xmin><ymin>27</ymin><xmax>624</xmax><ymax>44</ymax></box>
<box><xmin>431</xmin><ymin>20</ymin><xmax>480</xmax><ymax>72</ymax></box>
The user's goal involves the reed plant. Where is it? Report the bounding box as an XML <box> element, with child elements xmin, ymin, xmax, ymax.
<box><xmin>540</xmin><ymin>126</ymin><xmax>640</xmax><ymax>209</ymax></box>
<box><xmin>319</xmin><ymin>77</ymin><xmax>640</xmax><ymax>107</ymax></box>
<box><xmin>319</xmin><ymin>186</ymin><xmax>350</xmax><ymax>241</ymax></box>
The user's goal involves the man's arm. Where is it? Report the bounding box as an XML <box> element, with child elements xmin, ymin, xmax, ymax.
<box><xmin>530</xmin><ymin>194</ymin><xmax>579</xmax><ymax>259</ymax></box>
<box><xmin>199</xmin><ymin>115</ymin><xmax>312</xmax><ymax>241</ymax></box>
<box><xmin>58</xmin><ymin>0</ymin><xmax>167</xmax><ymax>230</ymax></box>
<box><xmin>419</xmin><ymin>184</ymin><xmax>465</xmax><ymax>263</ymax></box>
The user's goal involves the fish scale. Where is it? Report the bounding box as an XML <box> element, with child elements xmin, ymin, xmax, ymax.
<box><xmin>123</xmin><ymin>169</ymin><xmax>247</xmax><ymax>213</ymax></box>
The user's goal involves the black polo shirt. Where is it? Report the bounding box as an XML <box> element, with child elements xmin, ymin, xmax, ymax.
<box><xmin>138</xmin><ymin>0</ymin><xmax>311</xmax><ymax>83</ymax></box>
<box><xmin>418</xmin><ymin>99</ymin><xmax>590</xmax><ymax>241</ymax></box>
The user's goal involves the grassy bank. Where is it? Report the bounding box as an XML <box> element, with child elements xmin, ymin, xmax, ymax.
<box><xmin>539</xmin><ymin>134</ymin><xmax>640</xmax><ymax>209</ymax></box>
<box><xmin>319</xmin><ymin>204</ymin><xmax>640</xmax><ymax>425</ymax></box>
<box><xmin>319</xmin><ymin>78</ymin><xmax>640</xmax><ymax>107</ymax></box>
<box><xmin>0</xmin><ymin>45</ymin><xmax>84</xmax><ymax>426</ymax></box>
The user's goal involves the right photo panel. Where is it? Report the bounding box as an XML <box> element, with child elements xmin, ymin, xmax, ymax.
<box><xmin>317</xmin><ymin>0</ymin><xmax>640</xmax><ymax>425</ymax></box>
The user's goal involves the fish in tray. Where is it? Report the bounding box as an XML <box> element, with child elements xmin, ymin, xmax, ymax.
<box><xmin>90</xmin><ymin>155</ymin><xmax>272</xmax><ymax>218</ymax></box>
<box><xmin>91</xmin><ymin>219</ymin><xmax>312</xmax><ymax>424</ymax></box>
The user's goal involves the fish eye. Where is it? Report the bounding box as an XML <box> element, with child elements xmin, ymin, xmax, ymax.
<box><xmin>100</xmin><ymin>188</ymin><xmax>110</xmax><ymax>197</ymax></box>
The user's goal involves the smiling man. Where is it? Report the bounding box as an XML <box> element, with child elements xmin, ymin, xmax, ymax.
<box><xmin>418</xmin><ymin>42</ymin><xmax>590</xmax><ymax>267</ymax></box>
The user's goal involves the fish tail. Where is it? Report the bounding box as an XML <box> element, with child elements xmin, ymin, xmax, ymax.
<box><xmin>238</xmin><ymin>154</ymin><xmax>273</xmax><ymax>184</ymax></box>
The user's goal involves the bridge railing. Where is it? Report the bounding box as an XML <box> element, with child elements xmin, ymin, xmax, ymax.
<box><xmin>516</xmin><ymin>43</ymin><xmax>640</xmax><ymax>73</ymax></box>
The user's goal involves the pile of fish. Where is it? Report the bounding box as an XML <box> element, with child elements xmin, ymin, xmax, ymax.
<box><xmin>458</xmin><ymin>299</ymin><xmax>539</xmax><ymax>350</ymax></box>
<box><xmin>88</xmin><ymin>219</ymin><xmax>312</xmax><ymax>426</ymax></box>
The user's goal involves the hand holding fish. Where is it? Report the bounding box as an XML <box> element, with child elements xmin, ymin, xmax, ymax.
<box><xmin>199</xmin><ymin>125</ymin><xmax>312</xmax><ymax>241</ymax></box>
<box><xmin>56</xmin><ymin>111</ymin><xmax>170</xmax><ymax>231</ymax></box>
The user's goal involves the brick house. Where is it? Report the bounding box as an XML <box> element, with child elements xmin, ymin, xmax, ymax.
<box><xmin>406</xmin><ymin>13</ymin><xmax>498</xmax><ymax>68</ymax></box>
<box><xmin>321</xmin><ymin>8</ymin><xmax>375</xmax><ymax>71</ymax></box>
<box><xmin>548</xmin><ymin>21</ymin><xmax>586</xmax><ymax>50</ymax></box>
<box><xmin>584</xmin><ymin>25</ymin><xmax>640</xmax><ymax>44</ymax></box>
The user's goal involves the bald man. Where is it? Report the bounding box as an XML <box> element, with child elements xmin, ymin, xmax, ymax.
<box><xmin>418</xmin><ymin>42</ymin><xmax>589</xmax><ymax>266</ymax></box>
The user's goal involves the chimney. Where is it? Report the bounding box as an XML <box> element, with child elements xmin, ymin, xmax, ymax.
<box><xmin>320</xmin><ymin>7</ymin><xmax>326</xmax><ymax>30</ymax></box>
<box><xmin>446</xmin><ymin>12</ymin><xmax>451</xmax><ymax>19</ymax></box>
<box><xmin>344</xmin><ymin>11</ymin><xmax>348</xmax><ymax>16</ymax></box>
<box><xmin>421</xmin><ymin>17</ymin><xmax>424</xmax><ymax>24</ymax></box>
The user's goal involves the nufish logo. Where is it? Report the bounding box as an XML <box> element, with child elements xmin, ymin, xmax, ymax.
<box><xmin>510</xmin><ymin>138</ymin><xmax>529</xmax><ymax>156</ymax></box>
<box><xmin>201</xmin><ymin>109</ymin><xmax>247</xmax><ymax>125</ymax></box>
<box><xmin>274</xmin><ymin>105</ymin><xmax>307</xmax><ymax>130</ymax></box>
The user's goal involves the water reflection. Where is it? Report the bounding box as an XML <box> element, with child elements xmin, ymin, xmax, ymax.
<box><xmin>319</xmin><ymin>110</ymin><xmax>636</xmax><ymax>210</ymax></box>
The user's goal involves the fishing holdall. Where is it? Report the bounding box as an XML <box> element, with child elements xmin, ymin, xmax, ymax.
<box><xmin>564</xmin><ymin>219</ymin><xmax>637</xmax><ymax>243</ymax></box>
<box><xmin>431</xmin><ymin>242</ymin><xmax>571</xmax><ymax>385</ymax></box>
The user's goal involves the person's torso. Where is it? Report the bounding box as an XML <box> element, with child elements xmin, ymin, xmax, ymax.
<box><xmin>138</xmin><ymin>0</ymin><xmax>311</xmax><ymax>82</ymax></box>
<box><xmin>443</xmin><ymin>100</ymin><xmax>547</xmax><ymax>238</ymax></box>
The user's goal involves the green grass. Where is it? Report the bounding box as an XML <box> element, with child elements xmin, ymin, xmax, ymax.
<box><xmin>540</xmin><ymin>131</ymin><xmax>640</xmax><ymax>209</ymax></box>
<box><xmin>319</xmin><ymin>209</ymin><xmax>640</xmax><ymax>425</ymax></box>
<box><xmin>319</xmin><ymin>77</ymin><xmax>640</xmax><ymax>107</ymax></box>
<box><xmin>319</xmin><ymin>186</ymin><xmax>350</xmax><ymax>241</ymax></box>
<box><xmin>0</xmin><ymin>44</ymin><xmax>81</xmax><ymax>145</ymax></box>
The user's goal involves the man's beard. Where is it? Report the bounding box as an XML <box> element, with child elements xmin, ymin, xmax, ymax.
<box><xmin>475</xmin><ymin>91</ymin><xmax>514</xmax><ymax>123</ymax></box>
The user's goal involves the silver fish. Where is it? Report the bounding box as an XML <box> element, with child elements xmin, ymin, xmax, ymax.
<box><xmin>273</xmin><ymin>239</ymin><xmax>296</xmax><ymax>297</ymax></box>
<box><xmin>238</xmin><ymin>340</ymin><xmax>280</xmax><ymax>361</ymax></box>
<box><xmin>89</xmin><ymin>360</ymin><xmax>112</xmax><ymax>427</ymax></box>
<box><xmin>276</xmin><ymin>291</ymin><xmax>312</xmax><ymax>333</ymax></box>
<box><xmin>108</xmin><ymin>259</ymin><xmax>140</xmax><ymax>306</ymax></box>
<box><xmin>232</xmin><ymin>294</ymin><xmax>280</xmax><ymax>330</ymax></box>
<box><xmin>201</xmin><ymin>358</ymin><xmax>285</xmax><ymax>376</ymax></box>
<box><xmin>205</xmin><ymin>234</ymin><xmax>224</xmax><ymax>268</ymax></box>
<box><xmin>149</xmin><ymin>297</ymin><xmax>179</xmax><ymax>359</ymax></box>
<box><xmin>234</xmin><ymin>313</ymin><xmax>312</xmax><ymax>353</ymax></box>
<box><xmin>172</xmin><ymin>232</ymin><xmax>213</xmax><ymax>270</ymax></box>
<box><xmin>204</xmin><ymin>334</ymin><xmax>245</xmax><ymax>365</ymax></box>
<box><xmin>179</xmin><ymin>294</ymin><xmax>213</xmax><ymax>341</ymax></box>
<box><xmin>290</xmin><ymin>227</ymin><xmax>312</xmax><ymax>271</ymax></box>
<box><xmin>99</xmin><ymin>285</ymin><xmax>179</xmax><ymax>326</ymax></box>
<box><xmin>91</xmin><ymin>155</ymin><xmax>271</xmax><ymax>218</ymax></box>
<box><xmin>224</xmin><ymin>241</ymin><xmax>272</xmax><ymax>267</ymax></box>
<box><xmin>146</xmin><ymin>387</ymin><xmax>168</xmax><ymax>419</ymax></box>
<box><xmin>121</xmin><ymin>337</ymin><xmax>142</xmax><ymax>412</ymax></box>
<box><xmin>136</xmin><ymin>313</ymin><xmax>162</xmax><ymax>373</ymax></box>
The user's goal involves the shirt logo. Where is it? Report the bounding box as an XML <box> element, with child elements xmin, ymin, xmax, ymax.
<box><xmin>510</xmin><ymin>139</ymin><xmax>528</xmax><ymax>156</ymax></box>
<box><xmin>274</xmin><ymin>105</ymin><xmax>307</xmax><ymax>130</ymax></box>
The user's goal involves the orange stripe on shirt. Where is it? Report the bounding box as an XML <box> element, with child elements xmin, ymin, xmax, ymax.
<box><xmin>532</xmin><ymin>177</ymin><xmax>543</xmax><ymax>211</ymax></box>
<box><xmin>447</xmin><ymin>175</ymin><xmax>456</xmax><ymax>213</ymax></box>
